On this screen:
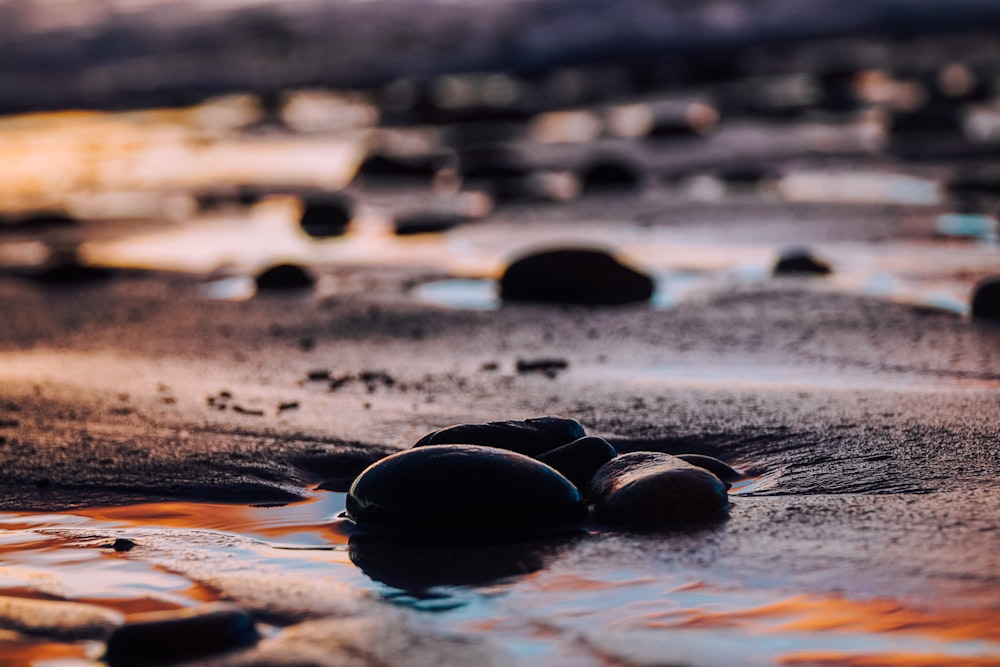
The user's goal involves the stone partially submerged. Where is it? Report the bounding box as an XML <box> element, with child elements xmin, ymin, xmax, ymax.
<box><xmin>500</xmin><ymin>248</ymin><xmax>655</xmax><ymax>306</ymax></box>
<box><xmin>346</xmin><ymin>445</ymin><xmax>588</xmax><ymax>541</ymax></box>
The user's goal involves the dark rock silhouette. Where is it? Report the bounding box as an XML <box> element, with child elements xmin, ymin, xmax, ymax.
<box><xmin>773</xmin><ymin>247</ymin><xmax>832</xmax><ymax>276</ymax></box>
<box><xmin>971</xmin><ymin>276</ymin><xmax>1000</xmax><ymax>320</ymax></box>
<box><xmin>537</xmin><ymin>436</ymin><xmax>617</xmax><ymax>496</ymax></box>
<box><xmin>299</xmin><ymin>195</ymin><xmax>353</xmax><ymax>238</ymax></box>
<box><xmin>413</xmin><ymin>416</ymin><xmax>585</xmax><ymax>457</ymax></box>
<box><xmin>255</xmin><ymin>263</ymin><xmax>315</xmax><ymax>290</ymax></box>
<box><xmin>501</xmin><ymin>248</ymin><xmax>655</xmax><ymax>306</ymax></box>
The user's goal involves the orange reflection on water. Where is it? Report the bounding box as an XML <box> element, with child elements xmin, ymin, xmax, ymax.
<box><xmin>644</xmin><ymin>593</ymin><xmax>1000</xmax><ymax>643</ymax></box>
<box><xmin>779</xmin><ymin>651</ymin><xmax>1000</xmax><ymax>667</ymax></box>
<box><xmin>523</xmin><ymin>571</ymin><xmax>659</xmax><ymax>593</ymax></box>
<box><xmin>0</xmin><ymin>639</ymin><xmax>90</xmax><ymax>666</ymax></box>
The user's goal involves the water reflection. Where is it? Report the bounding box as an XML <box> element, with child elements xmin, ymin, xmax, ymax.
<box><xmin>348</xmin><ymin>534</ymin><xmax>578</xmax><ymax>595</ymax></box>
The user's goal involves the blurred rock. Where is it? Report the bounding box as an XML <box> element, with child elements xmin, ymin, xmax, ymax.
<box><xmin>501</xmin><ymin>248</ymin><xmax>655</xmax><ymax>306</ymax></box>
<box><xmin>355</xmin><ymin>153</ymin><xmax>444</xmax><ymax>189</ymax></box>
<box><xmin>578</xmin><ymin>158</ymin><xmax>643</xmax><ymax>195</ymax></box>
<box><xmin>773</xmin><ymin>247</ymin><xmax>833</xmax><ymax>276</ymax></box>
<box><xmin>537</xmin><ymin>436</ymin><xmax>617</xmax><ymax>496</ymax></box>
<box><xmin>414</xmin><ymin>416</ymin><xmax>586</xmax><ymax>456</ymax></box>
<box><xmin>971</xmin><ymin>276</ymin><xmax>1000</xmax><ymax>320</ymax></box>
<box><xmin>299</xmin><ymin>195</ymin><xmax>353</xmax><ymax>238</ymax></box>
<box><xmin>255</xmin><ymin>263</ymin><xmax>315</xmax><ymax>290</ymax></box>
<box><xmin>104</xmin><ymin>603</ymin><xmax>258</xmax><ymax>666</ymax></box>
<box><xmin>346</xmin><ymin>444</ymin><xmax>587</xmax><ymax>540</ymax></box>
<box><xmin>590</xmin><ymin>452</ymin><xmax>730</xmax><ymax>527</ymax></box>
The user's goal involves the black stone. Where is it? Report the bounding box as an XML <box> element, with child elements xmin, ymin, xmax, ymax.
<box><xmin>413</xmin><ymin>416</ymin><xmax>585</xmax><ymax>457</ymax></box>
<box><xmin>393</xmin><ymin>211</ymin><xmax>467</xmax><ymax>236</ymax></box>
<box><xmin>110</xmin><ymin>538</ymin><xmax>136</xmax><ymax>552</ymax></box>
<box><xmin>299</xmin><ymin>195</ymin><xmax>352</xmax><ymax>238</ymax></box>
<box><xmin>971</xmin><ymin>276</ymin><xmax>1000</xmax><ymax>320</ymax></box>
<box><xmin>578</xmin><ymin>159</ymin><xmax>642</xmax><ymax>195</ymax></box>
<box><xmin>255</xmin><ymin>263</ymin><xmax>315</xmax><ymax>290</ymax></box>
<box><xmin>356</xmin><ymin>153</ymin><xmax>444</xmax><ymax>188</ymax></box>
<box><xmin>676</xmin><ymin>454</ymin><xmax>743</xmax><ymax>485</ymax></box>
<box><xmin>346</xmin><ymin>445</ymin><xmax>588</xmax><ymax>541</ymax></box>
<box><xmin>773</xmin><ymin>248</ymin><xmax>832</xmax><ymax>276</ymax></box>
<box><xmin>590</xmin><ymin>452</ymin><xmax>730</xmax><ymax>528</ymax></box>
<box><xmin>103</xmin><ymin>603</ymin><xmax>258</xmax><ymax>667</ymax></box>
<box><xmin>537</xmin><ymin>436</ymin><xmax>617</xmax><ymax>496</ymax></box>
<box><xmin>500</xmin><ymin>248</ymin><xmax>655</xmax><ymax>306</ymax></box>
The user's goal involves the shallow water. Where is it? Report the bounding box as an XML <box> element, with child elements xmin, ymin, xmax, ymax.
<box><xmin>2</xmin><ymin>489</ymin><xmax>998</xmax><ymax>667</ymax></box>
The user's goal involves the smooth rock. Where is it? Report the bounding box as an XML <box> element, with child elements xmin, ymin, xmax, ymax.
<box><xmin>971</xmin><ymin>276</ymin><xmax>1000</xmax><ymax>320</ymax></box>
<box><xmin>537</xmin><ymin>436</ymin><xmax>617</xmax><ymax>495</ymax></box>
<box><xmin>255</xmin><ymin>263</ymin><xmax>315</xmax><ymax>290</ymax></box>
<box><xmin>104</xmin><ymin>603</ymin><xmax>258</xmax><ymax>666</ymax></box>
<box><xmin>578</xmin><ymin>159</ymin><xmax>642</xmax><ymax>194</ymax></box>
<box><xmin>413</xmin><ymin>416</ymin><xmax>585</xmax><ymax>457</ymax></box>
<box><xmin>299</xmin><ymin>194</ymin><xmax>353</xmax><ymax>238</ymax></box>
<box><xmin>0</xmin><ymin>595</ymin><xmax>123</xmax><ymax>640</ymax></box>
<box><xmin>590</xmin><ymin>452</ymin><xmax>730</xmax><ymax>527</ymax></box>
<box><xmin>500</xmin><ymin>248</ymin><xmax>655</xmax><ymax>306</ymax></box>
<box><xmin>773</xmin><ymin>248</ymin><xmax>832</xmax><ymax>276</ymax></box>
<box><xmin>346</xmin><ymin>445</ymin><xmax>588</xmax><ymax>540</ymax></box>
<box><xmin>676</xmin><ymin>453</ymin><xmax>743</xmax><ymax>485</ymax></box>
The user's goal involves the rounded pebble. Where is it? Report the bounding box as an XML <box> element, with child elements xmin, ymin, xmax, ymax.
<box><xmin>536</xmin><ymin>436</ymin><xmax>617</xmax><ymax>495</ymax></box>
<box><xmin>773</xmin><ymin>248</ymin><xmax>832</xmax><ymax>276</ymax></box>
<box><xmin>971</xmin><ymin>276</ymin><xmax>1000</xmax><ymax>320</ymax></box>
<box><xmin>413</xmin><ymin>416</ymin><xmax>586</xmax><ymax>457</ymax></box>
<box><xmin>346</xmin><ymin>445</ymin><xmax>588</xmax><ymax>540</ymax></box>
<box><xmin>675</xmin><ymin>454</ymin><xmax>743</xmax><ymax>484</ymax></box>
<box><xmin>255</xmin><ymin>263</ymin><xmax>315</xmax><ymax>290</ymax></box>
<box><xmin>590</xmin><ymin>452</ymin><xmax>730</xmax><ymax>527</ymax></box>
<box><xmin>104</xmin><ymin>603</ymin><xmax>258</xmax><ymax>666</ymax></box>
<box><xmin>500</xmin><ymin>248</ymin><xmax>655</xmax><ymax>306</ymax></box>
<box><xmin>299</xmin><ymin>195</ymin><xmax>353</xmax><ymax>238</ymax></box>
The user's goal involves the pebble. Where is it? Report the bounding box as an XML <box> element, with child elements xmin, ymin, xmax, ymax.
<box><xmin>537</xmin><ymin>436</ymin><xmax>617</xmax><ymax>496</ymax></box>
<box><xmin>500</xmin><ymin>248</ymin><xmax>655</xmax><ymax>306</ymax></box>
<box><xmin>773</xmin><ymin>247</ymin><xmax>832</xmax><ymax>276</ymax></box>
<box><xmin>971</xmin><ymin>276</ymin><xmax>1000</xmax><ymax>320</ymax></box>
<box><xmin>590</xmin><ymin>452</ymin><xmax>730</xmax><ymax>527</ymax></box>
<box><xmin>346</xmin><ymin>445</ymin><xmax>588</xmax><ymax>540</ymax></box>
<box><xmin>103</xmin><ymin>603</ymin><xmax>258</xmax><ymax>666</ymax></box>
<box><xmin>413</xmin><ymin>416</ymin><xmax>586</xmax><ymax>456</ymax></box>
<box><xmin>0</xmin><ymin>595</ymin><xmax>123</xmax><ymax>641</ymax></box>
<box><xmin>299</xmin><ymin>194</ymin><xmax>353</xmax><ymax>238</ymax></box>
<box><xmin>675</xmin><ymin>453</ymin><xmax>743</xmax><ymax>485</ymax></box>
<box><xmin>578</xmin><ymin>159</ymin><xmax>642</xmax><ymax>194</ymax></box>
<box><xmin>255</xmin><ymin>263</ymin><xmax>315</xmax><ymax>290</ymax></box>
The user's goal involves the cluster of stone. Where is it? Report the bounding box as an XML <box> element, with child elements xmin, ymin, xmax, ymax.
<box><xmin>345</xmin><ymin>416</ymin><xmax>739</xmax><ymax>541</ymax></box>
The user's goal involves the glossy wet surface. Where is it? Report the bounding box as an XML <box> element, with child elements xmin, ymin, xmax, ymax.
<box><xmin>2</xmin><ymin>485</ymin><xmax>998</xmax><ymax>667</ymax></box>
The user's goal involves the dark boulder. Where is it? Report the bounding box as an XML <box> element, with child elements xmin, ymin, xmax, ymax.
<box><xmin>773</xmin><ymin>248</ymin><xmax>832</xmax><ymax>276</ymax></box>
<box><xmin>500</xmin><ymin>248</ymin><xmax>655</xmax><ymax>306</ymax></box>
<box><xmin>590</xmin><ymin>452</ymin><xmax>729</xmax><ymax>528</ymax></box>
<box><xmin>346</xmin><ymin>445</ymin><xmax>587</xmax><ymax>541</ymax></box>
<box><xmin>578</xmin><ymin>159</ymin><xmax>642</xmax><ymax>195</ymax></box>
<box><xmin>676</xmin><ymin>453</ymin><xmax>743</xmax><ymax>486</ymax></box>
<box><xmin>413</xmin><ymin>416</ymin><xmax>585</xmax><ymax>457</ymax></box>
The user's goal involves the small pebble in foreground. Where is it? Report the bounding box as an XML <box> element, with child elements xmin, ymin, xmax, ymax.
<box><xmin>347</xmin><ymin>445</ymin><xmax>588</xmax><ymax>541</ymax></box>
<box><xmin>590</xmin><ymin>452</ymin><xmax>730</xmax><ymax>527</ymax></box>
<box><xmin>103</xmin><ymin>603</ymin><xmax>258</xmax><ymax>666</ymax></box>
<box><xmin>413</xmin><ymin>415</ymin><xmax>585</xmax><ymax>457</ymax></box>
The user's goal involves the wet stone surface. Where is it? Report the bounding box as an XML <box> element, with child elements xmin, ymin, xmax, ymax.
<box><xmin>413</xmin><ymin>416</ymin><xmax>586</xmax><ymax>457</ymax></box>
<box><xmin>590</xmin><ymin>451</ymin><xmax>731</xmax><ymax>527</ymax></box>
<box><xmin>346</xmin><ymin>444</ymin><xmax>588</xmax><ymax>541</ymax></box>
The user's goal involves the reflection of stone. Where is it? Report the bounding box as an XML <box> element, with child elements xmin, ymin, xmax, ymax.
<box><xmin>349</xmin><ymin>533</ymin><xmax>576</xmax><ymax>592</ymax></box>
<box><xmin>590</xmin><ymin>452</ymin><xmax>729</xmax><ymax>528</ymax></box>
<box><xmin>346</xmin><ymin>445</ymin><xmax>587</xmax><ymax>541</ymax></box>
<box><xmin>971</xmin><ymin>276</ymin><xmax>1000</xmax><ymax>320</ymax></box>
<box><xmin>414</xmin><ymin>416</ymin><xmax>585</xmax><ymax>456</ymax></box>
<box><xmin>501</xmin><ymin>248</ymin><xmax>654</xmax><ymax>306</ymax></box>
<box><xmin>104</xmin><ymin>603</ymin><xmax>258</xmax><ymax>667</ymax></box>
